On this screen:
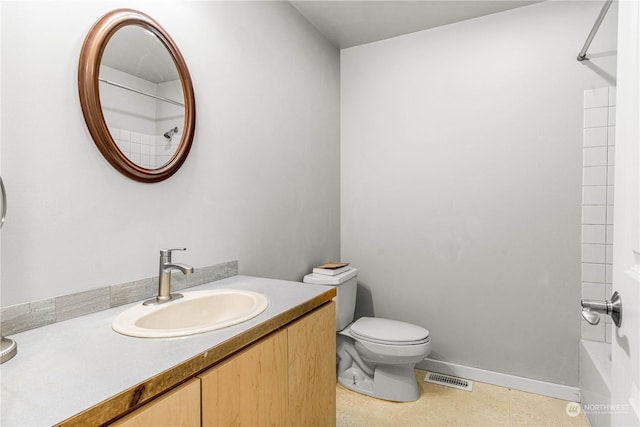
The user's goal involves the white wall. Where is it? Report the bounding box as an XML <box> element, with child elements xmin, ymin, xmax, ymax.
<box><xmin>0</xmin><ymin>1</ymin><xmax>340</xmax><ymax>305</ymax></box>
<box><xmin>341</xmin><ymin>0</ymin><xmax>617</xmax><ymax>387</ymax></box>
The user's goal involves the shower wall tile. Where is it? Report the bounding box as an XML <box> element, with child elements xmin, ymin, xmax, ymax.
<box><xmin>607</xmin><ymin>147</ymin><xmax>615</xmax><ymax>165</ymax></box>
<box><xmin>608</xmin><ymin>106</ymin><xmax>616</xmax><ymax>126</ymax></box>
<box><xmin>583</xmin><ymin>127</ymin><xmax>607</xmax><ymax>147</ymax></box>
<box><xmin>583</xmin><ymin>147</ymin><xmax>608</xmax><ymax>166</ymax></box>
<box><xmin>582</xmin><ymin>186</ymin><xmax>607</xmax><ymax>205</ymax></box>
<box><xmin>608</xmin><ymin>87</ymin><xmax>617</xmax><ymax>105</ymax></box>
<box><xmin>605</xmin><ymin>265</ymin><xmax>613</xmax><ymax>284</ymax></box>
<box><xmin>118</xmin><ymin>140</ymin><xmax>130</xmax><ymax>153</ymax></box>
<box><xmin>582</xmin><ymin>263</ymin><xmax>606</xmax><ymax>283</ymax></box>
<box><xmin>130</xmin><ymin>152</ymin><xmax>141</xmax><ymax>165</ymax></box>
<box><xmin>110</xmin><ymin>126</ymin><xmax>174</xmax><ymax>169</ymax></box>
<box><xmin>607</xmin><ymin>127</ymin><xmax>616</xmax><ymax>145</ymax></box>
<box><xmin>130</xmin><ymin>131</ymin><xmax>141</xmax><ymax>144</ymax></box>
<box><xmin>606</xmin><ymin>186</ymin><xmax>615</xmax><ymax>206</ymax></box>
<box><xmin>581</xmin><ymin>282</ymin><xmax>605</xmax><ymax>300</ymax></box>
<box><xmin>607</xmin><ymin>166</ymin><xmax>615</xmax><ymax>186</ymax></box>
<box><xmin>582</xmin><ymin>244</ymin><xmax>606</xmax><ymax>263</ymax></box>
<box><xmin>584</xmin><ymin>107</ymin><xmax>608</xmax><ymax>128</ymax></box>
<box><xmin>582</xmin><ymin>225</ymin><xmax>606</xmax><ymax>244</ymax></box>
<box><xmin>581</xmin><ymin>87</ymin><xmax>616</xmax><ymax>343</ymax></box>
<box><xmin>606</xmin><ymin>225</ymin><xmax>614</xmax><ymax>245</ymax></box>
<box><xmin>582</xmin><ymin>166</ymin><xmax>607</xmax><ymax>186</ymax></box>
<box><xmin>605</xmin><ymin>245</ymin><xmax>614</xmax><ymax>265</ymax></box>
<box><xmin>582</xmin><ymin>206</ymin><xmax>606</xmax><ymax>225</ymax></box>
<box><xmin>606</xmin><ymin>206</ymin><xmax>614</xmax><ymax>224</ymax></box>
<box><xmin>583</xmin><ymin>87</ymin><xmax>609</xmax><ymax>108</ymax></box>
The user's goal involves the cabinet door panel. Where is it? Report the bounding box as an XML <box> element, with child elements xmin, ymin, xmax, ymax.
<box><xmin>109</xmin><ymin>378</ymin><xmax>200</xmax><ymax>427</ymax></box>
<box><xmin>200</xmin><ymin>329</ymin><xmax>288</xmax><ymax>427</ymax></box>
<box><xmin>288</xmin><ymin>302</ymin><xmax>336</xmax><ymax>427</ymax></box>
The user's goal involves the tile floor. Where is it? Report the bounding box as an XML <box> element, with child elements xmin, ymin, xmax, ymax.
<box><xmin>336</xmin><ymin>369</ymin><xmax>589</xmax><ymax>426</ymax></box>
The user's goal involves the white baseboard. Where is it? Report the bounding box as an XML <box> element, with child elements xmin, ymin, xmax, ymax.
<box><xmin>417</xmin><ymin>358</ymin><xmax>581</xmax><ymax>402</ymax></box>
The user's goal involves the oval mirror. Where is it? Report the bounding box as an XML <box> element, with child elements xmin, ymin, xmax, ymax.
<box><xmin>78</xmin><ymin>9</ymin><xmax>196</xmax><ymax>183</ymax></box>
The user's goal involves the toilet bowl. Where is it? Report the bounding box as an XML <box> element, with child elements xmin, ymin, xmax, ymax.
<box><xmin>303</xmin><ymin>268</ymin><xmax>431</xmax><ymax>402</ymax></box>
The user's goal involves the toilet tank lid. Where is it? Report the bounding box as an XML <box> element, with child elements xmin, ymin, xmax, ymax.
<box><xmin>351</xmin><ymin>317</ymin><xmax>429</xmax><ymax>344</ymax></box>
<box><xmin>302</xmin><ymin>268</ymin><xmax>358</xmax><ymax>285</ymax></box>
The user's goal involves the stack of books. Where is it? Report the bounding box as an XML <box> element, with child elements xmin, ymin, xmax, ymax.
<box><xmin>313</xmin><ymin>262</ymin><xmax>350</xmax><ymax>276</ymax></box>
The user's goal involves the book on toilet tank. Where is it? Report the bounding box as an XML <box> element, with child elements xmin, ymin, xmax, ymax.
<box><xmin>313</xmin><ymin>262</ymin><xmax>350</xmax><ymax>276</ymax></box>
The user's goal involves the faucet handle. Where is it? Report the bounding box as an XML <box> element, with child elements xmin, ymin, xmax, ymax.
<box><xmin>160</xmin><ymin>248</ymin><xmax>187</xmax><ymax>258</ymax></box>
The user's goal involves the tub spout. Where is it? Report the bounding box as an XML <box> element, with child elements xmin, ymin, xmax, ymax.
<box><xmin>581</xmin><ymin>291</ymin><xmax>622</xmax><ymax>328</ymax></box>
<box><xmin>581</xmin><ymin>309</ymin><xmax>601</xmax><ymax>325</ymax></box>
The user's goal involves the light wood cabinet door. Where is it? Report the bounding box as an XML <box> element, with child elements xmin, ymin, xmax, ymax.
<box><xmin>199</xmin><ymin>302</ymin><xmax>336</xmax><ymax>427</ymax></box>
<box><xmin>200</xmin><ymin>329</ymin><xmax>288</xmax><ymax>427</ymax></box>
<box><xmin>109</xmin><ymin>378</ymin><xmax>200</xmax><ymax>427</ymax></box>
<box><xmin>288</xmin><ymin>302</ymin><xmax>336</xmax><ymax>427</ymax></box>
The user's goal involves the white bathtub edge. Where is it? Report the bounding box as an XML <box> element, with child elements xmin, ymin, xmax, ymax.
<box><xmin>580</xmin><ymin>339</ymin><xmax>612</xmax><ymax>427</ymax></box>
<box><xmin>580</xmin><ymin>339</ymin><xmax>612</xmax><ymax>390</ymax></box>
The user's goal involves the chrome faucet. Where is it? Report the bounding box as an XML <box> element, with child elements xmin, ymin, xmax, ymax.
<box><xmin>144</xmin><ymin>248</ymin><xmax>194</xmax><ymax>306</ymax></box>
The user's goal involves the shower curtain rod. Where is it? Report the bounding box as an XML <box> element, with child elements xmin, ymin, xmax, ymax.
<box><xmin>98</xmin><ymin>78</ymin><xmax>185</xmax><ymax>107</ymax></box>
<box><xmin>577</xmin><ymin>0</ymin><xmax>613</xmax><ymax>61</ymax></box>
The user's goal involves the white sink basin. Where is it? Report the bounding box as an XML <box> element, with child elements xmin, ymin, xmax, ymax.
<box><xmin>112</xmin><ymin>289</ymin><xmax>269</xmax><ymax>338</ymax></box>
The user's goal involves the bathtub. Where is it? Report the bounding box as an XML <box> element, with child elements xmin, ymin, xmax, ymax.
<box><xmin>580</xmin><ymin>339</ymin><xmax>612</xmax><ymax>427</ymax></box>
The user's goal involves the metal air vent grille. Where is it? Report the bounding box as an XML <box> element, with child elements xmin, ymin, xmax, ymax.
<box><xmin>424</xmin><ymin>372</ymin><xmax>473</xmax><ymax>391</ymax></box>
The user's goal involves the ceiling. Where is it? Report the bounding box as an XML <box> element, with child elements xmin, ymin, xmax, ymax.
<box><xmin>102</xmin><ymin>1</ymin><xmax>543</xmax><ymax>82</ymax></box>
<box><xmin>102</xmin><ymin>26</ymin><xmax>179</xmax><ymax>84</ymax></box>
<box><xmin>289</xmin><ymin>0</ymin><xmax>542</xmax><ymax>49</ymax></box>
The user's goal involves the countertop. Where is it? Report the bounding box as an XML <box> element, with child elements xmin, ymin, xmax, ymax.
<box><xmin>0</xmin><ymin>275</ymin><xmax>336</xmax><ymax>426</ymax></box>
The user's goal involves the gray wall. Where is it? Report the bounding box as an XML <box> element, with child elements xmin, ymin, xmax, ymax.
<box><xmin>341</xmin><ymin>1</ymin><xmax>617</xmax><ymax>387</ymax></box>
<box><xmin>0</xmin><ymin>1</ymin><xmax>340</xmax><ymax>305</ymax></box>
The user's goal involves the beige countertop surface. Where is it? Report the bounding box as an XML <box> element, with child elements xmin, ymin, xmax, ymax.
<box><xmin>0</xmin><ymin>275</ymin><xmax>335</xmax><ymax>426</ymax></box>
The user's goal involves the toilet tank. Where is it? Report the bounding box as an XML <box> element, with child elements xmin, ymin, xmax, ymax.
<box><xmin>303</xmin><ymin>268</ymin><xmax>357</xmax><ymax>331</ymax></box>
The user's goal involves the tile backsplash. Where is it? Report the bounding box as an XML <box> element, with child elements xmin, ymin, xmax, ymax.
<box><xmin>0</xmin><ymin>260</ymin><xmax>238</xmax><ymax>336</ymax></box>
<box><xmin>581</xmin><ymin>87</ymin><xmax>615</xmax><ymax>343</ymax></box>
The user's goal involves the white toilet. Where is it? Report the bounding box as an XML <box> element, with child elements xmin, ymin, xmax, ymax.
<box><xmin>303</xmin><ymin>268</ymin><xmax>431</xmax><ymax>402</ymax></box>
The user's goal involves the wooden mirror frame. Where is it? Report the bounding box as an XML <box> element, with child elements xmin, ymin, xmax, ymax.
<box><xmin>78</xmin><ymin>9</ymin><xmax>196</xmax><ymax>183</ymax></box>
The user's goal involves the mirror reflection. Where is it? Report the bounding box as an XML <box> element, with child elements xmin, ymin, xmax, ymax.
<box><xmin>99</xmin><ymin>26</ymin><xmax>185</xmax><ymax>170</ymax></box>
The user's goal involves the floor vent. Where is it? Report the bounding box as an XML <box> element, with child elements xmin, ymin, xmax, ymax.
<box><xmin>424</xmin><ymin>372</ymin><xmax>473</xmax><ymax>392</ymax></box>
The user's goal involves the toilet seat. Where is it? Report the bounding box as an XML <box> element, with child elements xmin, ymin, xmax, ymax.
<box><xmin>350</xmin><ymin>317</ymin><xmax>430</xmax><ymax>345</ymax></box>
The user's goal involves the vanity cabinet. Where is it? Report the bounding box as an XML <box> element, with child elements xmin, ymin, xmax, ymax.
<box><xmin>200</xmin><ymin>301</ymin><xmax>336</xmax><ymax>427</ymax></box>
<box><xmin>110</xmin><ymin>379</ymin><xmax>201</xmax><ymax>427</ymax></box>
<box><xmin>100</xmin><ymin>301</ymin><xmax>335</xmax><ymax>427</ymax></box>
